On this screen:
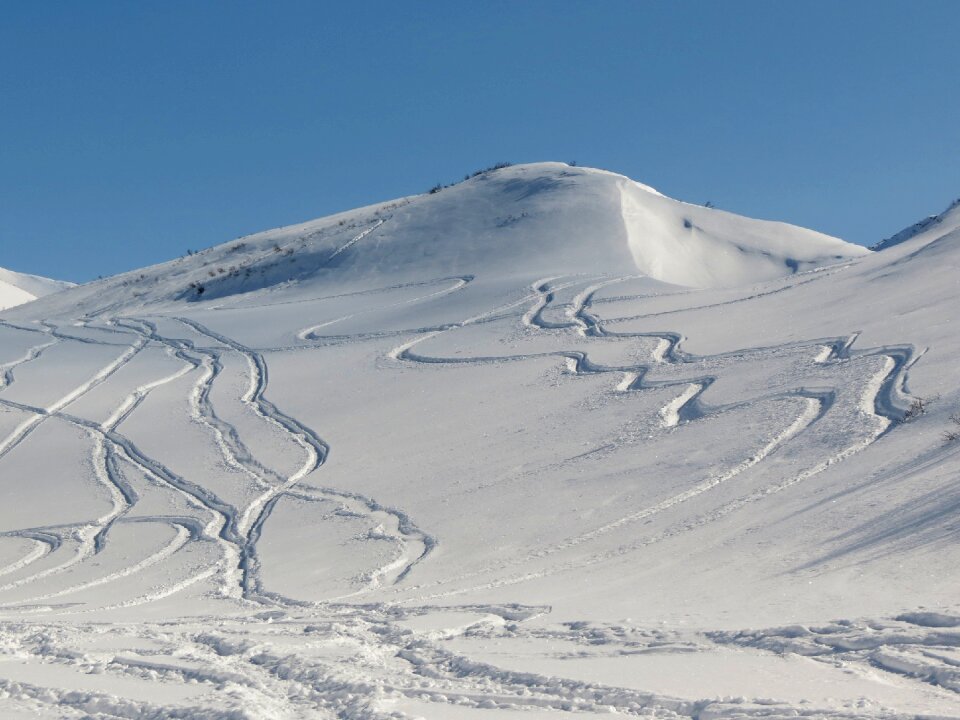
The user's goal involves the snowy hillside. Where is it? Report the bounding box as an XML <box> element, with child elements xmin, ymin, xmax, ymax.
<box><xmin>0</xmin><ymin>164</ymin><xmax>958</xmax><ymax>719</ymax></box>
<box><xmin>14</xmin><ymin>163</ymin><xmax>866</xmax><ymax>320</ymax></box>
<box><xmin>0</xmin><ymin>266</ymin><xmax>71</xmax><ymax>311</ymax></box>
<box><xmin>873</xmin><ymin>196</ymin><xmax>960</xmax><ymax>250</ymax></box>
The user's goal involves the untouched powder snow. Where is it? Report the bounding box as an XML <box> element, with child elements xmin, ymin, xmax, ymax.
<box><xmin>0</xmin><ymin>267</ymin><xmax>71</xmax><ymax>311</ymax></box>
<box><xmin>0</xmin><ymin>165</ymin><xmax>958</xmax><ymax>719</ymax></box>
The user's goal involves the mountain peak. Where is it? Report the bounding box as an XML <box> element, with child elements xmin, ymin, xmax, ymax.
<box><xmin>4</xmin><ymin>163</ymin><xmax>868</xmax><ymax>317</ymax></box>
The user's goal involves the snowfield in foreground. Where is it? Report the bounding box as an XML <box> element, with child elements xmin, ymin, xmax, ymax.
<box><xmin>0</xmin><ymin>163</ymin><xmax>958</xmax><ymax>718</ymax></box>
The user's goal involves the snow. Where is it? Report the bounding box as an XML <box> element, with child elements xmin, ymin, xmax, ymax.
<box><xmin>0</xmin><ymin>162</ymin><xmax>958</xmax><ymax>717</ymax></box>
<box><xmin>0</xmin><ymin>267</ymin><xmax>72</xmax><ymax>311</ymax></box>
<box><xmin>10</xmin><ymin>163</ymin><xmax>866</xmax><ymax>320</ymax></box>
<box><xmin>873</xmin><ymin>196</ymin><xmax>960</xmax><ymax>251</ymax></box>
<box><xmin>619</xmin><ymin>177</ymin><xmax>868</xmax><ymax>287</ymax></box>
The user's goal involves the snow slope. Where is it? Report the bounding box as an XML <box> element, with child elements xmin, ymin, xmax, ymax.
<box><xmin>0</xmin><ymin>164</ymin><xmax>958</xmax><ymax>719</ymax></box>
<box><xmin>14</xmin><ymin>163</ymin><xmax>866</xmax><ymax>321</ymax></box>
<box><xmin>873</xmin><ymin>196</ymin><xmax>960</xmax><ymax>250</ymax></box>
<box><xmin>0</xmin><ymin>266</ymin><xmax>71</xmax><ymax>311</ymax></box>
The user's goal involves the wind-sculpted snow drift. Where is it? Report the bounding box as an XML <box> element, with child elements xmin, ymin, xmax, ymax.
<box><xmin>0</xmin><ymin>163</ymin><xmax>958</xmax><ymax>717</ymax></box>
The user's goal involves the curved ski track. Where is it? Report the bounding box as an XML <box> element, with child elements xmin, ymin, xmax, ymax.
<box><xmin>0</xmin><ymin>311</ymin><xmax>433</xmax><ymax>611</ymax></box>
<box><xmin>0</xmin><ymin>273</ymin><xmax>945</xmax><ymax>720</ymax></box>
<box><xmin>365</xmin><ymin>275</ymin><xmax>920</xmax><ymax>599</ymax></box>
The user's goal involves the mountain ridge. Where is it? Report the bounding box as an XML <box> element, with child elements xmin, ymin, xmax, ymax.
<box><xmin>873</xmin><ymin>196</ymin><xmax>960</xmax><ymax>251</ymax></box>
<box><xmin>3</xmin><ymin>163</ymin><xmax>868</xmax><ymax>319</ymax></box>
<box><xmin>0</xmin><ymin>266</ymin><xmax>73</xmax><ymax>311</ymax></box>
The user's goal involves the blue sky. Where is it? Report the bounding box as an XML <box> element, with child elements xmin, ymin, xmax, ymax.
<box><xmin>2</xmin><ymin>1</ymin><xmax>958</xmax><ymax>282</ymax></box>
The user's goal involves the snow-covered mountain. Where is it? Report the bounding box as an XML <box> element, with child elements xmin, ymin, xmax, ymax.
<box><xmin>13</xmin><ymin>163</ymin><xmax>866</xmax><ymax>320</ymax></box>
<box><xmin>0</xmin><ymin>164</ymin><xmax>958</xmax><ymax>719</ymax></box>
<box><xmin>873</xmin><ymin>196</ymin><xmax>960</xmax><ymax>251</ymax></box>
<box><xmin>0</xmin><ymin>266</ymin><xmax>71</xmax><ymax>311</ymax></box>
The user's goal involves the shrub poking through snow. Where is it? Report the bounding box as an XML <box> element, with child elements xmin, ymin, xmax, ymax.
<box><xmin>944</xmin><ymin>413</ymin><xmax>960</xmax><ymax>443</ymax></box>
<box><xmin>902</xmin><ymin>396</ymin><xmax>928</xmax><ymax>422</ymax></box>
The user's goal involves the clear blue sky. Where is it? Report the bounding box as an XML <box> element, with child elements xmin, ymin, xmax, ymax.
<box><xmin>2</xmin><ymin>1</ymin><xmax>958</xmax><ymax>282</ymax></box>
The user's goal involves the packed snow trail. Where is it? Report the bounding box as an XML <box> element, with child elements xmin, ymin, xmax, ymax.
<box><xmin>0</xmin><ymin>606</ymin><xmax>955</xmax><ymax>718</ymax></box>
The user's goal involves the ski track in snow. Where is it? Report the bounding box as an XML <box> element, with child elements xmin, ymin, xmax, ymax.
<box><xmin>173</xmin><ymin>316</ymin><xmax>437</xmax><ymax>602</ymax></box>
<box><xmin>0</xmin><ymin>273</ymin><xmax>948</xmax><ymax>719</ymax></box>
<box><xmin>324</xmin><ymin>217</ymin><xmax>386</xmax><ymax>263</ymax></box>
<box><xmin>297</xmin><ymin>274</ymin><xmax>475</xmax><ymax>340</ymax></box>
<box><xmin>0</xmin><ymin>336</ymin><xmax>58</xmax><ymax>393</ymax></box>
<box><xmin>0</xmin><ymin>311</ymin><xmax>434</xmax><ymax>614</ymax></box>
<box><xmin>354</xmin><ymin>275</ymin><xmax>919</xmax><ymax>600</ymax></box>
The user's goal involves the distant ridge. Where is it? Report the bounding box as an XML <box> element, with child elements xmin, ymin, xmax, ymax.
<box><xmin>6</xmin><ymin>163</ymin><xmax>869</xmax><ymax>318</ymax></box>
<box><xmin>873</xmin><ymin>197</ymin><xmax>960</xmax><ymax>251</ymax></box>
<box><xmin>0</xmin><ymin>266</ymin><xmax>73</xmax><ymax>311</ymax></box>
